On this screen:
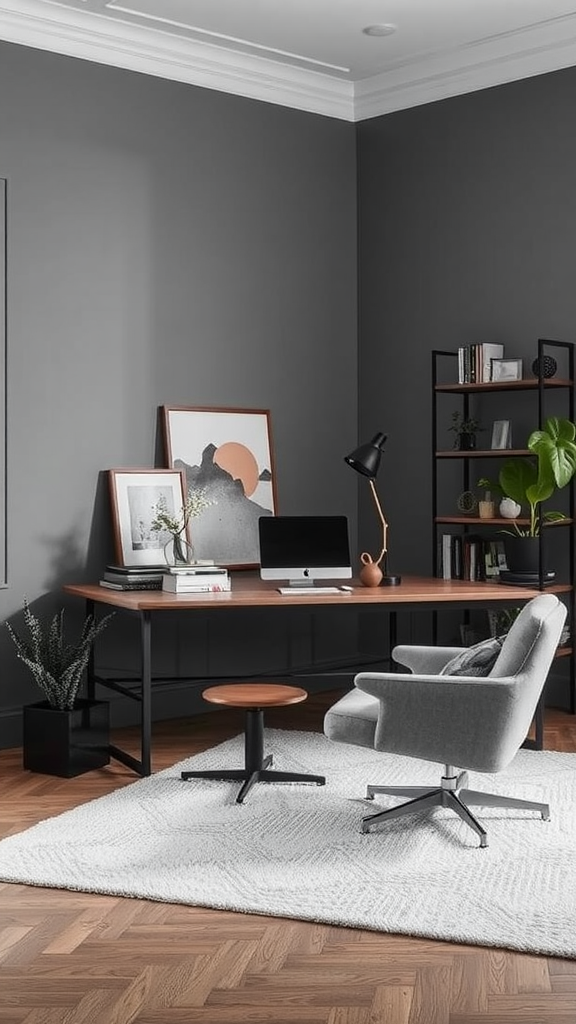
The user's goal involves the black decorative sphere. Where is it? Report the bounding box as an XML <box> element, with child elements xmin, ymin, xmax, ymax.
<box><xmin>532</xmin><ymin>355</ymin><xmax>557</xmax><ymax>379</ymax></box>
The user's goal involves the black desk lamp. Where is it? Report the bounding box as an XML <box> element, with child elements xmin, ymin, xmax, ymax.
<box><xmin>344</xmin><ymin>432</ymin><xmax>401</xmax><ymax>587</ymax></box>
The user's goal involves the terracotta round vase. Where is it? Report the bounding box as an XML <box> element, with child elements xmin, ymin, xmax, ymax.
<box><xmin>359</xmin><ymin>558</ymin><xmax>383</xmax><ymax>588</ymax></box>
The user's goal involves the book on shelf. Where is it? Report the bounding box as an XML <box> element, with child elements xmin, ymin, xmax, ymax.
<box><xmin>99</xmin><ymin>579</ymin><xmax>163</xmax><ymax>591</ymax></box>
<box><xmin>457</xmin><ymin>343</ymin><xmax>504</xmax><ymax>384</ymax></box>
<box><xmin>439</xmin><ymin>534</ymin><xmax>507</xmax><ymax>582</ymax></box>
<box><xmin>441</xmin><ymin>533</ymin><xmax>452</xmax><ymax>580</ymax></box>
<box><xmin>161</xmin><ymin>574</ymin><xmax>231</xmax><ymax>593</ymax></box>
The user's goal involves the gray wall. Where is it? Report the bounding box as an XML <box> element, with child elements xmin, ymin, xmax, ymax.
<box><xmin>357</xmin><ymin>67</ymin><xmax>576</xmax><ymax>701</ymax></box>
<box><xmin>357</xmin><ymin>66</ymin><xmax>576</xmax><ymax>575</ymax></box>
<box><xmin>0</xmin><ymin>42</ymin><xmax>358</xmax><ymax>744</ymax></box>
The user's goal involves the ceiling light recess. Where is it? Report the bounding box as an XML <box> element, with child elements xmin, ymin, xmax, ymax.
<box><xmin>362</xmin><ymin>24</ymin><xmax>397</xmax><ymax>37</ymax></box>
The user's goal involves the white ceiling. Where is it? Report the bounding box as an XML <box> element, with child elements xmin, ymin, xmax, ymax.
<box><xmin>2</xmin><ymin>0</ymin><xmax>576</xmax><ymax>120</ymax></box>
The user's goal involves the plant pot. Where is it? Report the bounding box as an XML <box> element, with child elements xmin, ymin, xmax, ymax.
<box><xmin>503</xmin><ymin>536</ymin><xmax>543</xmax><ymax>575</ymax></box>
<box><xmin>478</xmin><ymin>501</ymin><xmax>495</xmax><ymax>519</ymax></box>
<box><xmin>23</xmin><ymin>698</ymin><xmax>110</xmax><ymax>777</ymax></box>
<box><xmin>457</xmin><ymin>433</ymin><xmax>476</xmax><ymax>451</ymax></box>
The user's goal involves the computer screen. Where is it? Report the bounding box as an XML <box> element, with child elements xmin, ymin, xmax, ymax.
<box><xmin>258</xmin><ymin>515</ymin><xmax>352</xmax><ymax>586</ymax></box>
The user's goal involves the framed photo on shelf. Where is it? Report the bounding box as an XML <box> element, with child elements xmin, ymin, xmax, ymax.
<box><xmin>108</xmin><ymin>468</ymin><xmax>188</xmax><ymax>568</ymax></box>
<box><xmin>491</xmin><ymin>420</ymin><xmax>512</xmax><ymax>450</ymax></box>
<box><xmin>162</xmin><ymin>406</ymin><xmax>277</xmax><ymax>568</ymax></box>
<box><xmin>490</xmin><ymin>358</ymin><xmax>523</xmax><ymax>382</ymax></box>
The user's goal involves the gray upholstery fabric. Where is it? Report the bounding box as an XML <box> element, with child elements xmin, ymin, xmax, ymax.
<box><xmin>439</xmin><ymin>635</ymin><xmax>505</xmax><ymax>677</ymax></box>
<box><xmin>323</xmin><ymin>594</ymin><xmax>566</xmax><ymax>775</ymax></box>
<box><xmin>322</xmin><ymin>688</ymin><xmax>378</xmax><ymax>748</ymax></box>
<box><xmin>392</xmin><ymin>645</ymin><xmax>465</xmax><ymax>674</ymax></box>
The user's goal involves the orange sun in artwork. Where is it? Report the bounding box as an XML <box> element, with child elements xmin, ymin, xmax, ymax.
<box><xmin>213</xmin><ymin>442</ymin><xmax>259</xmax><ymax>497</ymax></box>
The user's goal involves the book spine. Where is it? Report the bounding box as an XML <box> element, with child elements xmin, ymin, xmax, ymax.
<box><xmin>103</xmin><ymin>573</ymin><xmax>162</xmax><ymax>583</ymax></box>
<box><xmin>162</xmin><ymin>574</ymin><xmax>229</xmax><ymax>587</ymax></box>
<box><xmin>452</xmin><ymin>535</ymin><xmax>462</xmax><ymax>580</ymax></box>
<box><xmin>442</xmin><ymin>534</ymin><xmax>452</xmax><ymax>580</ymax></box>
<box><xmin>99</xmin><ymin>580</ymin><xmax>163</xmax><ymax>590</ymax></box>
<box><xmin>162</xmin><ymin>581</ymin><xmax>232</xmax><ymax>593</ymax></box>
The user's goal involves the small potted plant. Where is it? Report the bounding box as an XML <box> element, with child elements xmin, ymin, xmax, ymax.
<box><xmin>151</xmin><ymin>486</ymin><xmax>214</xmax><ymax>565</ymax></box>
<box><xmin>476</xmin><ymin>481</ymin><xmax>496</xmax><ymax>519</ymax></box>
<box><xmin>6</xmin><ymin>599</ymin><xmax>114</xmax><ymax>777</ymax></box>
<box><xmin>449</xmin><ymin>411</ymin><xmax>483</xmax><ymax>450</ymax></box>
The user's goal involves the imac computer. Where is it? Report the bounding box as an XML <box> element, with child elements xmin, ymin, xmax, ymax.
<box><xmin>258</xmin><ymin>515</ymin><xmax>352</xmax><ymax>589</ymax></box>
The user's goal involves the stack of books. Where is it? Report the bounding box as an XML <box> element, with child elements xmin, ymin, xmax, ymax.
<box><xmin>162</xmin><ymin>565</ymin><xmax>231</xmax><ymax>593</ymax></box>
<box><xmin>99</xmin><ymin>565</ymin><xmax>165</xmax><ymax>590</ymax></box>
<box><xmin>457</xmin><ymin>343</ymin><xmax>504</xmax><ymax>383</ymax></box>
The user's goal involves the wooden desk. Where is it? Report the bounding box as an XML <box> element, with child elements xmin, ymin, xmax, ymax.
<box><xmin>65</xmin><ymin>574</ymin><xmax>570</xmax><ymax>775</ymax></box>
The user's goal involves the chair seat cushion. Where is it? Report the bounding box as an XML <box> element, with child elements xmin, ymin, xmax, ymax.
<box><xmin>323</xmin><ymin>688</ymin><xmax>379</xmax><ymax>749</ymax></box>
<box><xmin>439</xmin><ymin>635</ymin><xmax>505</xmax><ymax>677</ymax></box>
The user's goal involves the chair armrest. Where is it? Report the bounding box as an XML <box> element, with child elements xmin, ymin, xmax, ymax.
<box><xmin>354</xmin><ymin>671</ymin><xmax>527</xmax><ymax>772</ymax></box>
<box><xmin>392</xmin><ymin>645</ymin><xmax>466</xmax><ymax>674</ymax></box>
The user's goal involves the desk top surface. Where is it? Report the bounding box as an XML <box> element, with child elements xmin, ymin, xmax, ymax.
<box><xmin>63</xmin><ymin>574</ymin><xmax>568</xmax><ymax>611</ymax></box>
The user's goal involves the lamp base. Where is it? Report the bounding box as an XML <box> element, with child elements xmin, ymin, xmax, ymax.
<box><xmin>382</xmin><ymin>574</ymin><xmax>402</xmax><ymax>586</ymax></box>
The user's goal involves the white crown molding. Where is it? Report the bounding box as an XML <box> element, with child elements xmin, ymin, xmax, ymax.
<box><xmin>2</xmin><ymin>1</ymin><xmax>576</xmax><ymax>122</ymax></box>
<box><xmin>354</xmin><ymin>12</ymin><xmax>576</xmax><ymax>121</ymax></box>
<box><xmin>0</xmin><ymin>0</ymin><xmax>355</xmax><ymax>121</ymax></box>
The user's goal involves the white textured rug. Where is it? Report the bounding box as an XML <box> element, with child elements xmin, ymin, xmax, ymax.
<box><xmin>1</xmin><ymin>729</ymin><xmax>575</xmax><ymax>958</ymax></box>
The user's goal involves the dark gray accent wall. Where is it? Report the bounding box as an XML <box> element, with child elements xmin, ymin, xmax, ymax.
<box><xmin>357</xmin><ymin>67</ymin><xmax>576</xmax><ymax>580</ymax></box>
<box><xmin>0</xmin><ymin>42</ymin><xmax>357</xmax><ymax>744</ymax></box>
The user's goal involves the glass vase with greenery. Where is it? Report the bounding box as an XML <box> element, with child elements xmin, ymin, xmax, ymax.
<box><xmin>150</xmin><ymin>486</ymin><xmax>214</xmax><ymax>564</ymax></box>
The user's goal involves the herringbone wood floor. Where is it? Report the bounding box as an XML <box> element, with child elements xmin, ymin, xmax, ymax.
<box><xmin>1</xmin><ymin>691</ymin><xmax>576</xmax><ymax>1024</ymax></box>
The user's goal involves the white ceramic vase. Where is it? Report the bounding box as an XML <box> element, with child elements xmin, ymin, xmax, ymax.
<box><xmin>499</xmin><ymin>497</ymin><xmax>521</xmax><ymax>519</ymax></box>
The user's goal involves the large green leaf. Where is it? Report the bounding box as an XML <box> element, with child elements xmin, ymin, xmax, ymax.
<box><xmin>498</xmin><ymin>459</ymin><xmax>536</xmax><ymax>506</ymax></box>
<box><xmin>528</xmin><ymin>417</ymin><xmax>576</xmax><ymax>489</ymax></box>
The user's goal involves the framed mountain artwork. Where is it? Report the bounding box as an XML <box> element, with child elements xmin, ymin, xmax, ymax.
<box><xmin>162</xmin><ymin>406</ymin><xmax>277</xmax><ymax>569</ymax></box>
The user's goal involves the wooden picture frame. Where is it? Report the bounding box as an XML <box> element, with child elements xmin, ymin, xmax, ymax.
<box><xmin>162</xmin><ymin>406</ymin><xmax>277</xmax><ymax>569</ymax></box>
<box><xmin>108</xmin><ymin>468</ymin><xmax>189</xmax><ymax>567</ymax></box>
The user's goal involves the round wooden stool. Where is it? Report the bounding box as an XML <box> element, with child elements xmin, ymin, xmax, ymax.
<box><xmin>181</xmin><ymin>683</ymin><xmax>326</xmax><ymax>803</ymax></box>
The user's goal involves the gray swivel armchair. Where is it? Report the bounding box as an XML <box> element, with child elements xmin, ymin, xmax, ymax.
<box><xmin>324</xmin><ymin>594</ymin><xmax>567</xmax><ymax>848</ymax></box>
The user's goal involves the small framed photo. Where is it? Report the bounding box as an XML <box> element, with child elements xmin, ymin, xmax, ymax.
<box><xmin>108</xmin><ymin>468</ymin><xmax>189</xmax><ymax>567</ymax></box>
<box><xmin>491</xmin><ymin>420</ymin><xmax>512</xmax><ymax>450</ymax></box>
<box><xmin>490</xmin><ymin>358</ymin><xmax>523</xmax><ymax>382</ymax></box>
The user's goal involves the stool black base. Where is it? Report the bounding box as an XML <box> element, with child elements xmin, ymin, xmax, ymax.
<box><xmin>181</xmin><ymin>707</ymin><xmax>326</xmax><ymax>803</ymax></box>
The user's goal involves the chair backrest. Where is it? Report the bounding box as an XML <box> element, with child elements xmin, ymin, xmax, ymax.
<box><xmin>489</xmin><ymin>593</ymin><xmax>566</xmax><ymax>683</ymax></box>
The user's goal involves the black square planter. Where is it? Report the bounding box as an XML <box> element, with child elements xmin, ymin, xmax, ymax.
<box><xmin>23</xmin><ymin>698</ymin><xmax>110</xmax><ymax>777</ymax></box>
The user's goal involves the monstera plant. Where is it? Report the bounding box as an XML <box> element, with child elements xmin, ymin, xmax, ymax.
<box><xmin>497</xmin><ymin>417</ymin><xmax>576</xmax><ymax>537</ymax></box>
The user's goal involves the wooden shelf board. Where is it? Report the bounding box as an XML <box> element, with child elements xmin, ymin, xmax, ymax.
<box><xmin>435</xmin><ymin>379</ymin><xmax>572</xmax><ymax>393</ymax></box>
<box><xmin>436</xmin><ymin>449</ymin><xmax>530</xmax><ymax>458</ymax></box>
<box><xmin>435</xmin><ymin>517</ymin><xmax>573</xmax><ymax>526</ymax></box>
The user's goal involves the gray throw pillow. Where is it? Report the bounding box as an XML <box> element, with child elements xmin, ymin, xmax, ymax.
<box><xmin>439</xmin><ymin>635</ymin><xmax>506</xmax><ymax>677</ymax></box>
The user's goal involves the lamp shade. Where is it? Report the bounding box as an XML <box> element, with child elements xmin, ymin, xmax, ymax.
<box><xmin>344</xmin><ymin>432</ymin><xmax>387</xmax><ymax>479</ymax></box>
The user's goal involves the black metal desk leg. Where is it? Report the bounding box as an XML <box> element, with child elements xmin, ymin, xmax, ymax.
<box><xmin>141</xmin><ymin>610</ymin><xmax>152</xmax><ymax>776</ymax></box>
